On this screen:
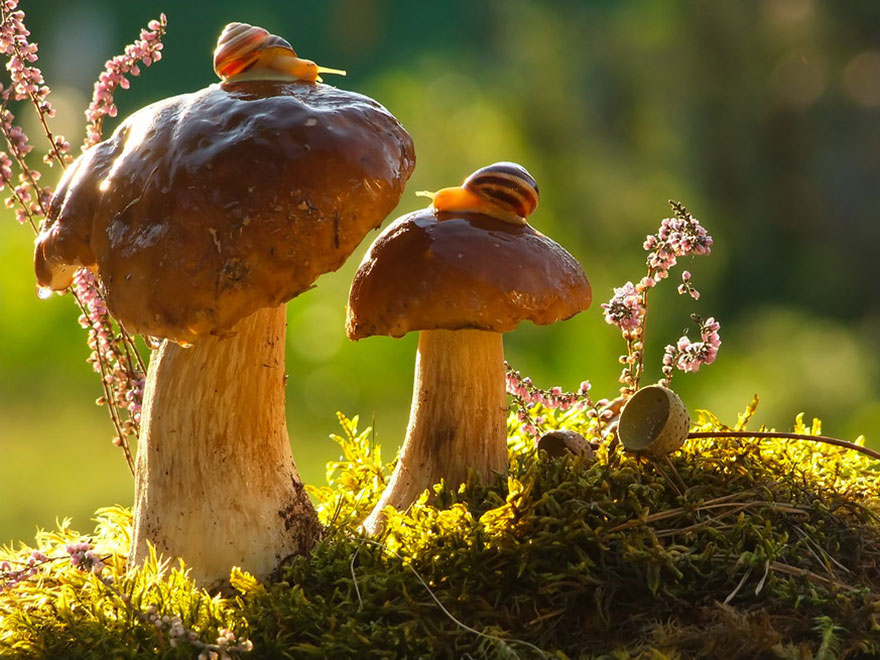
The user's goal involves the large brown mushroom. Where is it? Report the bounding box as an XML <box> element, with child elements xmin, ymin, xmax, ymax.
<box><xmin>346</xmin><ymin>163</ymin><xmax>590</xmax><ymax>532</ymax></box>
<box><xmin>34</xmin><ymin>22</ymin><xmax>414</xmax><ymax>585</ymax></box>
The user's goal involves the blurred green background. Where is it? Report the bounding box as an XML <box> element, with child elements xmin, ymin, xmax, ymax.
<box><xmin>2</xmin><ymin>0</ymin><xmax>879</xmax><ymax>545</ymax></box>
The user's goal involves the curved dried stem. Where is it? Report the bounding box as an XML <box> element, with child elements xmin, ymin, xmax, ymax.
<box><xmin>688</xmin><ymin>431</ymin><xmax>880</xmax><ymax>462</ymax></box>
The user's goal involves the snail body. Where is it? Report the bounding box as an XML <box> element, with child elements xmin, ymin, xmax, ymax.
<box><xmin>417</xmin><ymin>162</ymin><xmax>539</xmax><ymax>225</ymax></box>
<box><xmin>213</xmin><ymin>22</ymin><xmax>346</xmax><ymax>83</ymax></box>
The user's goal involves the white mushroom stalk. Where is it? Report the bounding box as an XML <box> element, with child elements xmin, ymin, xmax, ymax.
<box><xmin>132</xmin><ymin>305</ymin><xmax>318</xmax><ymax>585</ymax></box>
<box><xmin>363</xmin><ymin>329</ymin><xmax>507</xmax><ymax>531</ymax></box>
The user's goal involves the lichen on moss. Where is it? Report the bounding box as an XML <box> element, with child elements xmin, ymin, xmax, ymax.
<box><xmin>2</xmin><ymin>402</ymin><xmax>879</xmax><ymax>659</ymax></box>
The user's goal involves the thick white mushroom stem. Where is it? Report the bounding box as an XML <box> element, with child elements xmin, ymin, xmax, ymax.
<box><xmin>130</xmin><ymin>305</ymin><xmax>320</xmax><ymax>587</ymax></box>
<box><xmin>363</xmin><ymin>328</ymin><xmax>508</xmax><ymax>534</ymax></box>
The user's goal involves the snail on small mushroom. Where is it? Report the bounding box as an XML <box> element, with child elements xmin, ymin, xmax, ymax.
<box><xmin>416</xmin><ymin>161</ymin><xmax>539</xmax><ymax>226</ymax></box>
<box><xmin>347</xmin><ymin>162</ymin><xmax>590</xmax><ymax>533</ymax></box>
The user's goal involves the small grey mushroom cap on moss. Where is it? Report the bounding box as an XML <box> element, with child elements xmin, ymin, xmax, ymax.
<box><xmin>618</xmin><ymin>384</ymin><xmax>690</xmax><ymax>458</ymax></box>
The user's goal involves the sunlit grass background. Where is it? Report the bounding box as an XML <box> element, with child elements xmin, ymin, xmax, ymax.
<box><xmin>2</xmin><ymin>0</ymin><xmax>879</xmax><ymax>545</ymax></box>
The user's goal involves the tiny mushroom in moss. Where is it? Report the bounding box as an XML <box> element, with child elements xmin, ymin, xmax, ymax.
<box><xmin>346</xmin><ymin>162</ymin><xmax>591</xmax><ymax>533</ymax></box>
<box><xmin>34</xmin><ymin>22</ymin><xmax>415</xmax><ymax>586</ymax></box>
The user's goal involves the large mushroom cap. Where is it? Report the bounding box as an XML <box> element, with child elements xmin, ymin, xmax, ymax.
<box><xmin>35</xmin><ymin>80</ymin><xmax>415</xmax><ymax>344</ymax></box>
<box><xmin>346</xmin><ymin>209</ymin><xmax>591</xmax><ymax>339</ymax></box>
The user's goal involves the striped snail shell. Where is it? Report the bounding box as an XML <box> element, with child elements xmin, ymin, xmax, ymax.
<box><xmin>213</xmin><ymin>22</ymin><xmax>294</xmax><ymax>81</ymax></box>
<box><xmin>417</xmin><ymin>162</ymin><xmax>539</xmax><ymax>225</ymax></box>
<box><xmin>463</xmin><ymin>162</ymin><xmax>540</xmax><ymax>221</ymax></box>
<box><xmin>213</xmin><ymin>22</ymin><xmax>346</xmax><ymax>83</ymax></box>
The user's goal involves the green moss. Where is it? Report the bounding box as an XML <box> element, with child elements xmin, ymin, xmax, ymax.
<box><xmin>2</xmin><ymin>403</ymin><xmax>880</xmax><ymax>659</ymax></box>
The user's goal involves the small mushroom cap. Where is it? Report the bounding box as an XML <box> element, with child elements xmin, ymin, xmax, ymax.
<box><xmin>35</xmin><ymin>80</ymin><xmax>415</xmax><ymax>344</ymax></box>
<box><xmin>537</xmin><ymin>430</ymin><xmax>596</xmax><ymax>461</ymax></box>
<box><xmin>345</xmin><ymin>209</ymin><xmax>591</xmax><ymax>339</ymax></box>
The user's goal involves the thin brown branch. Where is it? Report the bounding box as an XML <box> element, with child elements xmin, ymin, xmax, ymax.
<box><xmin>767</xmin><ymin>560</ymin><xmax>877</xmax><ymax>597</ymax></box>
<box><xmin>605</xmin><ymin>495</ymin><xmax>807</xmax><ymax>535</ymax></box>
<box><xmin>120</xmin><ymin>326</ymin><xmax>148</xmax><ymax>374</ymax></box>
<box><xmin>71</xmin><ymin>287</ymin><xmax>135</xmax><ymax>476</ymax></box>
<box><xmin>3</xmin><ymin>167</ymin><xmax>39</xmax><ymax>233</ymax></box>
<box><xmin>688</xmin><ymin>431</ymin><xmax>880</xmax><ymax>462</ymax></box>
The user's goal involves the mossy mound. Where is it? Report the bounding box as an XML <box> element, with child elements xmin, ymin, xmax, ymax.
<box><xmin>2</xmin><ymin>403</ymin><xmax>879</xmax><ymax>659</ymax></box>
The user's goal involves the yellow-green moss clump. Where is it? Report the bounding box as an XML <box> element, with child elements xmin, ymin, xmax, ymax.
<box><xmin>2</xmin><ymin>403</ymin><xmax>879</xmax><ymax>659</ymax></box>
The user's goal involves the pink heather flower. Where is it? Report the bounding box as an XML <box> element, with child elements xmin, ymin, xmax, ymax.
<box><xmin>1</xmin><ymin>5</ymin><xmax>49</xmax><ymax>105</ymax></box>
<box><xmin>0</xmin><ymin>4</ymin><xmax>70</xmax><ymax>172</ymax></box>
<box><xmin>84</xmin><ymin>13</ymin><xmax>166</xmax><ymax>149</ymax></box>
<box><xmin>677</xmin><ymin>270</ymin><xmax>701</xmax><ymax>300</ymax></box>
<box><xmin>505</xmin><ymin>362</ymin><xmax>595</xmax><ymax>437</ymax></box>
<box><xmin>663</xmin><ymin>316</ymin><xmax>722</xmax><ymax>377</ymax></box>
<box><xmin>72</xmin><ymin>269</ymin><xmax>145</xmax><ymax>434</ymax></box>
<box><xmin>66</xmin><ymin>541</ymin><xmax>104</xmax><ymax>575</ymax></box>
<box><xmin>602</xmin><ymin>281</ymin><xmax>645</xmax><ymax>331</ymax></box>
<box><xmin>0</xmin><ymin>151</ymin><xmax>12</xmax><ymax>184</ymax></box>
<box><xmin>127</xmin><ymin>377</ymin><xmax>145</xmax><ymax>421</ymax></box>
<box><xmin>636</xmin><ymin>276</ymin><xmax>656</xmax><ymax>292</ymax></box>
<box><xmin>643</xmin><ymin>207</ymin><xmax>713</xmax><ymax>282</ymax></box>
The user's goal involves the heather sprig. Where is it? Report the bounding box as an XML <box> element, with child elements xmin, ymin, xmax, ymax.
<box><xmin>144</xmin><ymin>607</ymin><xmax>254</xmax><ymax>660</ymax></box>
<box><xmin>0</xmin><ymin>1</ymin><xmax>71</xmax><ymax>169</ymax></box>
<box><xmin>0</xmin><ymin>2</ymin><xmax>166</xmax><ymax>474</ymax></box>
<box><xmin>660</xmin><ymin>315</ymin><xmax>722</xmax><ymax>387</ymax></box>
<box><xmin>84</xmin><ymin>13</ymin><xmax>166</xmax><ymax>149</ymax></box>
<box><xmin>602</xmin><ymin>200</ymin><xmax>718</xmax><ymax>396</ymax></box>
<box><xmin>0</xmin><ymin>95</ymin><xmax>53</xmax><ymax>229</ymax></box>
<box><xmin>73</xmin><ymin>269</ymin><xmax>145</xmax><ymax>471</ymax></box>
<box><xmin>0</xmin><ymin>550</ymin><xmax>51</xmax><ymax>592</ymax></box>
<box><xmin>1</xmin><ymin>535</ymin><xmax>253</xmax><ymax>659</ymax></box>
<box><xmin>0</xmin><ymin>540</ymin><xmax>104</xmax><ymax>592</ymax></box>
<box><xmin>505</xmin><ymin>361</ymin><xmax>593</xmax><ymax>439</ymax></box>
<box><xmin>502</xmin><ymin>361</ymin><xmax>622</xmax><ymax>442</ymax></box>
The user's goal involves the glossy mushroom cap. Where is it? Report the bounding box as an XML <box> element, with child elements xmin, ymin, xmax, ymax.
<box><xmin>35</xmin><ymin>80</ymin><xmax>415</xmax><ymax>344</ymax></box>
<box><xmin>346</xmin><ymin>209</ymin><xmax>591</xmax><ymax>339</ymax></box>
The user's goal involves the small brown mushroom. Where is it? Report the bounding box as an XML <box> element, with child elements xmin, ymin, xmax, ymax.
<box><xmin>34</xmin><ymin>23</ymin><xmax>414</xmax><ymax>585</ymax></box>
<box><xmin>346</xmin><ymin>163</ymin><xmax>590</xmax><ymax>532</ymax></box>
<box><xmin>537</xmin><ymin>430</ymin><xmax>596</xmax><ymax>460</ymax></box>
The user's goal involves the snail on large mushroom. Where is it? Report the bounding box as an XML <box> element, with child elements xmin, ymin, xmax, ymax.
<box><xmin>213</xmin><ymin>22</ymin><xmax>346</xmax><ymax>83</ymax></box>
<box><xmin>35</xmin><ymin>22</ymin><xmax>415</xmax><ymax>586</ymax></box>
